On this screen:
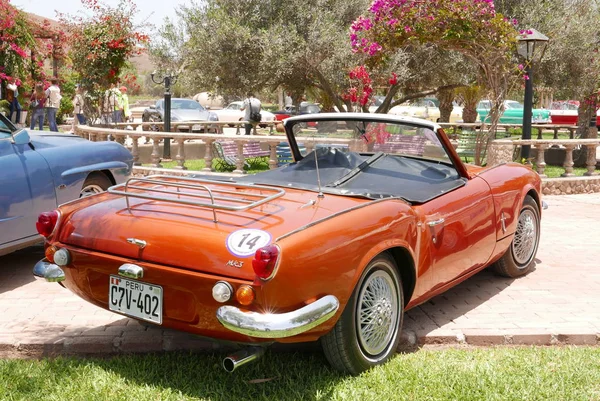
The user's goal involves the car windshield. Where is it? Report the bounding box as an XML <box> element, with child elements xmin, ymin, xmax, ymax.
<box><xmin>505</xmin><ymin>101</ymin><xmax>524</xmax><ymax>110</ymax></box>
<box><xmin>551</xmin><ymin>101</ymin><xmax>579</xmax><ymax>110</ymax></box>
<box><xmin>171</xmin><ymin>99</ymin><xmax>205</xmax><ymax>110</ymax></box>
<box><xmin>239</xmin><ymin>116</ymin><xmax>462</xmax><ymax>203</ymax></box>
<box><xmin>228</xmin><ymin>103</ymin><xmax>242</xmax><ymax>110</ymax></box>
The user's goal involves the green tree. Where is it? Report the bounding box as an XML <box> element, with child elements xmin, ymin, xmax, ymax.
<box><xmin>351</xmin><ymin>0</ymin><xmax>523</xmax><ymax>163</ymax></box>
<box><xmin>0</xmin><ymin>0</ymin><xmax>36</xmax><ymax>90</ymax></box>
<box><xmin>63</xmin><ymin>0</ymin><xmax>148</xmax><ymax>122</ymax></box>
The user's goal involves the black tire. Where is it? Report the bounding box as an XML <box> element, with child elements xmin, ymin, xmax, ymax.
<box><xmin>492</xmin><ymin>195</ymin><xmax>540</xmax><ymax>278</ymax></box>
<box><xmin>149</xmin><ymin>115</ymin><xmax>161</xmax><ymax>132</ymax></box>
<box><xmin>321</xmin><ymin>253</ymin><xmax>403</xmax><ymax>375</ymax></box>
<box><xmin>80</xmin><ymin>173</ymin><xmax>112</xmax><ymax>198</ymax></box>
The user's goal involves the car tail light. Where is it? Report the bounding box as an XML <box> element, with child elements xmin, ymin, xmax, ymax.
<box><xmin>252</xmin><ymin>244</ymin><xmax>280</xmax><ymax>280</ymax></box>
<box><xmin>36</xmin><ymin>210</ymin><xmax>59</xmax><ymax>238</ymax></box>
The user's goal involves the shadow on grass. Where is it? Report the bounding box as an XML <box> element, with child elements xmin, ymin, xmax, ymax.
<box><xmin>4</xmin><ymin>349</ymin><xmax>346</xmax><ymax>401</ymax></box>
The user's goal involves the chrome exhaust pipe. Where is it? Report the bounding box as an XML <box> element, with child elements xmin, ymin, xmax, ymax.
<box><xmin>223</xmin><ymin>346</ymin><xmax>266</xmax><ymax>372</ymax></box>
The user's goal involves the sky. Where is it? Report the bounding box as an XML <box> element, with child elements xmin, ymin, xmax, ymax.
<box><xmin>11</xmin><ymin>0</ymin><xmax>191</xmax><ymax>32</ymax></box>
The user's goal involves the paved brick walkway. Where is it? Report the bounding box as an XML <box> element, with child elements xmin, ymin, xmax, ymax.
<box><xmin>1</xmin><ymin>193</ymin><xmax>599</xmax><ymax>357</ymax></box>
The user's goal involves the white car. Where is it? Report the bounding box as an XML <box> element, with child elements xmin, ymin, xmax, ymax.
<box><xmin>214</xmin><ymin>101</ymin><xmax>276</xmax><ymax>127</ymax></box>
<box><xmin>388</xmin><ymin>99</ymin><xmax>468</xmax><ymax>123</ymax></box>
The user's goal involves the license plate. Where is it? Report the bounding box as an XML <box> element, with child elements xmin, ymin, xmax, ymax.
<box><xmin>109</xmin><ymin>275</ymin><xmax>163</xmax><ymax>324</ymax></box>
<box><xmin>192</xmin><ymin>124</ymin><xmax>203</xmax><ymax>131</ymax></box>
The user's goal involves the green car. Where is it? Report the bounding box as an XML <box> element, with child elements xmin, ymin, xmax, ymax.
<box><xmin>477</xmin><ymin>100</ymin><xmax>551</xmax><ymax>124</ymax></box>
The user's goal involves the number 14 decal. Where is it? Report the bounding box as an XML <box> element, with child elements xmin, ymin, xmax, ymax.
<box><xmin>226</xmin><ymin>229</ymin><xmax>272</xmax><ymax>257</ymax></box>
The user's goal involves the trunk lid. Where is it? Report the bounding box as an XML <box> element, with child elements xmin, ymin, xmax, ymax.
<box><xmin>58</xmin><ymin>177</ymin><xmax>368</xmax><ymax>280</ymax></box>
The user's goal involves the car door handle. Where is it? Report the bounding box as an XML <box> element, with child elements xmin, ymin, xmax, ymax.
<box><xmin>427</xmin><ymin>218</ymin><xmax>445</xmax><ymax>227</ymax></box>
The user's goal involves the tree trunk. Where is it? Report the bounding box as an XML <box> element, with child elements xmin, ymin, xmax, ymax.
<box><xmin>462</xmin><ymin>107</ymin><xmax>479</xmax><ymax>123</ymax></box>
<box><xmin>574</xmin><ymin>97</ymin><xmax>598</xmax><ymax>166</ymax></box>
<box><xmin>437</xmin><ymin>89</ymin><xmax>454</xmax><ymax>123</ymax></box>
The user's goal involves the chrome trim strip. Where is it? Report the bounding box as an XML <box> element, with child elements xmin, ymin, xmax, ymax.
<box><xmin>118</xmin><ymin>263</ymin><xmax>144</xmax><ymax>279</ymax></box>
<box><xmin>216</xmin><ymin>295</ymin><xmax>339</xmax><ymax>338</ymax></box>
<box><xmin>276</xmin><ymin>197</ymin><xmax>402</xmax><ymax>242</ymax></box>
<box><xmin>33</xmin><ymin>259</ymin><xmax>65</xmax><ymax>283</ymax></box>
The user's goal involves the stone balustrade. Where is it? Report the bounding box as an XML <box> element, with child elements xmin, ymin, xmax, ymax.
<box><xmin>488</xmin><ymin>138</ymin><xmax>600</xmax><ymax>194</ymax></box>
<box><xmin>74</xmin><ymin>123</ymin><xmax>362</xmax><ymax>174</ymax></box>
<box><xmin>91</xmin><ymin>120</ymin><xmax>278</xmax><ymax>135</ymax></box>
<box><xmin>439</xmin><ymin>122</ymin><xmax>579</xmax><ymax>140</ymax></box>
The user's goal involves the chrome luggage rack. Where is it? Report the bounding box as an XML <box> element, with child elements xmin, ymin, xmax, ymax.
<box><xmin>108</xmin><ymin>175</ymin><xmax>285</xmax><ymax>222</ymax></box>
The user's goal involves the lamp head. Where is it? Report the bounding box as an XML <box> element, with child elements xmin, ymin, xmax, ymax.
<box><xmin>517</xmin><ymin>28</ymin><xmax>549</xmax><ymax>61</ymax></box>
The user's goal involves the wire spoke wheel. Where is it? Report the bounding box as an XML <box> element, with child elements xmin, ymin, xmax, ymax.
<box><xmin>321</xmin><ymin>253</ymin><xmax>403</xmax><ymax>374</ymax></box>
<box><xmin>492</xmin><ymin>195</ymin><xmax>540</xmax><ymax>278</ymax></box>
<box><xmin>512</xmin><ymin>209</ymin><xmax>537</xmax><ymax>267</ymax></box>
<box><xmin>357</xmin><ymin>270</ymin><xmax>399</xmax><ymax>356</ymax></box>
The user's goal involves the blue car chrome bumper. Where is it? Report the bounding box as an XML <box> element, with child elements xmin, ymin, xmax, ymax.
<box><xmin>33</xmin><ymin>259</ymin><xmax>65</xmax><ymax>282</ymax></box>
<box><xmin>216</xmin><ymin>295</ymin><xmax>339</xmax><ymax>338</ymax></box>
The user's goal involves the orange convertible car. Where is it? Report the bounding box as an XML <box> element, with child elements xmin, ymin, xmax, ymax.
<box><xmin>34</xmin><ymin>113</ymin><xmax>543</xmax><ymax>374</ymax></box>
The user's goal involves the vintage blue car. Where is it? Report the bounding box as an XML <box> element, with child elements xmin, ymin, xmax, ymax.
<box><xmin>0</xmin><ymin>113</ymin><xmax>133</xmax><ymax>256</ymax></box>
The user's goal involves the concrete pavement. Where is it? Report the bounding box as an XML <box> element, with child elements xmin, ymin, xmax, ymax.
<box><xmin>1</xmin><ymin>193</ymin><xmax>599</xmax><ymax>357</ymax></box>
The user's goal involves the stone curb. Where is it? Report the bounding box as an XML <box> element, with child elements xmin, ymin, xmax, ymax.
<box><xmin>1</xmin><ymin>329</ymin><xmax>598</xmax><ymax>359</ymax></box>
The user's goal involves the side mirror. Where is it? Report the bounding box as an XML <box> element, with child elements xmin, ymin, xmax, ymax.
<box><xmin>12</xmin><ymin>129</ymin><xmax>31</xmax><ymax>145</ymax></box>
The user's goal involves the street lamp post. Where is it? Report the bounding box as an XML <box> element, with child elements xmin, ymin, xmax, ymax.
<box><xmin>517</xmin><ymin>28</ymin><xmax>549</xmax><ymax>160</ymax></box>
<box><xmin>151</xmin><ymin>70</ymin><xmax>179</xmax><ymax>159</ymax></box>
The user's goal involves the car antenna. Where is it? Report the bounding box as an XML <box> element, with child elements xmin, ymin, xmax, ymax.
<box><xmin>314</xmin><ymin>142</ymin><xmax>324</xmax><ymax>199</ymax></box>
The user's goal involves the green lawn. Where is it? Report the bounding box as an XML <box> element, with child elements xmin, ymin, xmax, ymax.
<box><xmin>0</xmin><ymin>347</ymin><xmax>598</xmax><ymax>400</ymax></box>
<box><xmin>542</xmin><ymin>165</ymin><xmax>588</xmax><ymax>178</ymax></box>
<box><xmin>144</xmin><ymin>157</ymin><xmax>270</xmax><ymax>174</ymax></box>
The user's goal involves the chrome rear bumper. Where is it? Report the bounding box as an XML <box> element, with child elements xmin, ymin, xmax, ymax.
<box><xmin>216</xmin><ymin>295</ymin><xmax>339</xmax><ymax>338</ymax></box>
<box><xmin>33</xmin><ymin>259</ymin><xmax>65</xmax><ymax>282</ymax></box>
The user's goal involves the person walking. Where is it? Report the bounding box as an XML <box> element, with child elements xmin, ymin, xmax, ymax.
<box><xmin>284</xmin><ymin>91</ymin><xmax>293</xmax><ymax>109</ymax></box>
<box><xmin>240</xmin><ymin>92</ymin><xmax>261</xmax><ymax>135</ymax></box>
<box><xmin>112</xmin><ymin>84</ymin><xmax>123</xmax><ymax>123</ymax></box>
<box><xmin>120</xmin><ymin>86</ymin><xmax>131</xmax><ymax>122</ymax></box>
<box><xmin>6</xmin><ymin>81</ymin><xmax>22</xmax><ymax>126</ymax></box>
<box><xmin>73</xmin><ymin>85</ymin><xmax>86</xmax><ymax>126</ymax></box>
<box><xmin>45</xmin><ymin>78</ymin><xmax>61</xmax><ymax>132</ymax></box>
<box><xmin>29</xmin><ymin>83</ymin><xmax>46</xmax><ymax>131</ymax></box>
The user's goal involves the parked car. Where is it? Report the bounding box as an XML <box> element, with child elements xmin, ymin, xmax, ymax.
<box><xmin>272</xmin><ymin>102</ymin><xmax>321</xmax><ymax>121</ymax></box>
<box><xmin>477</xmin><ymin>100</ymin><xmax>551</xmax><ymax>124</ymax></box>
<box><xmin>388</xmin><ymin>98</ymin><xmax>467</xmax><ymax>123</ymax></box>
<box><xmin>34</xmin><ymin>113</ymin><xmax>542</xmax><ymax>375</ymax></box>
<box><xmin>213</xmin><ymin>101</ymin><xmax>276</xmax><ymax>127</ymax></box>
<box><xmin>0</xmin><ymin>113</ymin><xmax>132</xmax><ymax>257</ymax></box>
<box><xmin>142</xmin><ymin>98</ymin><xmax>219</xmax><ymax>132</ymax></box>
<box><xmin>549</xmin><ymin>100</ymin><xmax>600</xmax><ymax>125</ymax></box>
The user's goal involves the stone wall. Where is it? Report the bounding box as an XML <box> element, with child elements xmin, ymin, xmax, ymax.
<box><xmin>542</xmin><ymin>176</ymin><xmax>600</xmax><ymax>195</ymax></box>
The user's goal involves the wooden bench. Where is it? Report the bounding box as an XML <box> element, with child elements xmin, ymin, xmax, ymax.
<box><xmin>456</xmin><ymin>130</ymin><xmax>478</xmax><ymax>160</ymax></box>
<box><xmin>212</xmin><ymin>140</ymin><xmax>270</xmax><ymax>170</ymax></box>
<box><xmin>373</xmin><ymin>134</ymin><xmax>426</xmax><ymax>156</ymax></box>
<box><xmin>276</xmin><ymin>142</ymin><xmax>308</xmax><ymax>166</ymax></box>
